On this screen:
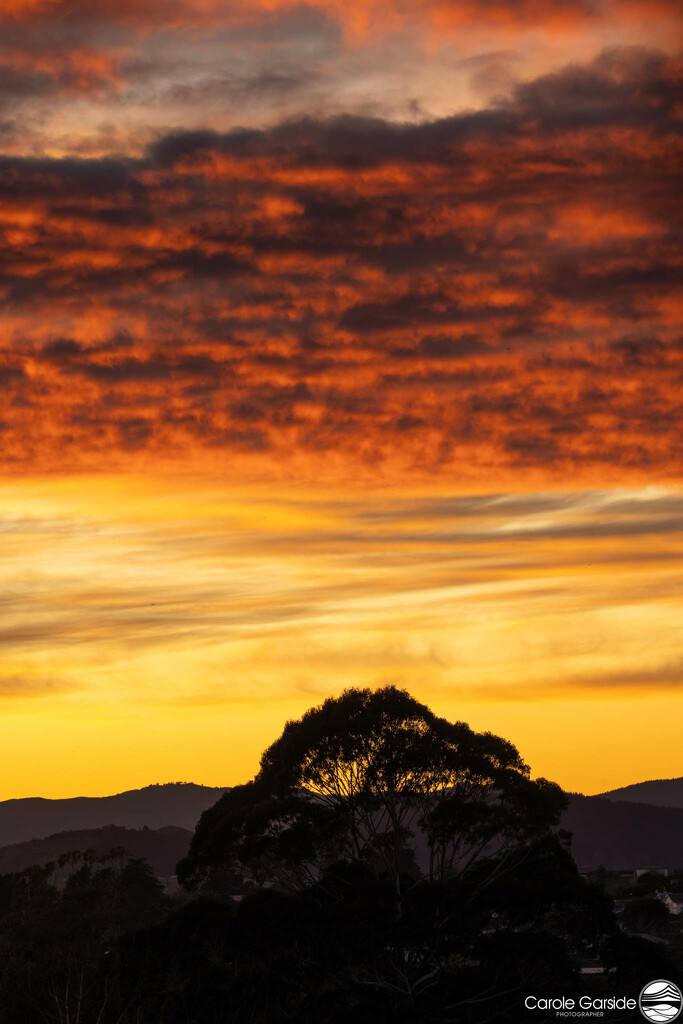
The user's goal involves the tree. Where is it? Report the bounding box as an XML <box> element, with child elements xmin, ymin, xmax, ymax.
<box><xmin>622</xmin><ymin>896</ymin><xmax>670</xmax><ymax>934</ymax></box>
<box><xmin>0</xmin><ymin>850</ymin><xmax>167</xmax><ymax>1024</ymax></box>
<box><xmin>172</xmin><ymin>688</ymin><xmax>598</xmax><ymax>1019</ymax></box>
<box><xmin>179</xmin><ymin>686</ymin><xmax>568</xmax><ymax>919</ymax></box>
<box><xmin>616</xmin><ymin>870</ymin><xmax>670</xmax><ymax>899</ymax></box>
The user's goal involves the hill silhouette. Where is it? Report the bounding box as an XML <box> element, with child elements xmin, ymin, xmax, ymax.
<box><xmin>562</xmin><ymin>794</ymin><xmax>683</xmax><ymax>871</ymax></box>
<box><xmin>595</xmin><ymin>776</ymin><xmax>683</xmax><ymax>809</ymax></box>
<box><xmin>3</xmin><ymin>781</ymin><xmax>683</xmax><ymax>874</ymax></box>
<box><xmin>0</xmin><ymin>783</ymin><xmax>229</xmax><ymax>846</ymax></box>
<box><xmin>0</xmin><ymin>824</ymin><xmax>192</xmax><ymax>877</ymax></box>
<box><xmin>392</xmin><ymin>795</ymin><xmax>683</xmax><ymax>874</ymax></box>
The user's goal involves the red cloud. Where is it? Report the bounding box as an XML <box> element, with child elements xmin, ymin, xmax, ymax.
<box><xmin>0</xmin><ymin>51</ymin><xmax>680</xmax><ymax>486</ymax></box>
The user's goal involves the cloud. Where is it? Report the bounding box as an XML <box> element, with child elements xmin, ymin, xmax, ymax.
<box><xmin>0</xmin><ymin>0</ymin><xmax>679</xmax><ymax>157</ymax></box>
<box><xmin>574</xmin><ymin>658</ymin><xmax>683</xmax><ymax>690</ymax></box>
<box><xmin>1</xmin><ymin>484</ymin><xmax>680</xmax><ymax>711</ymax></box>
<box><xmin>510</xmin><ymin>46</ymin><xmax>681</xmax><ymax>127</ymax></box>
<box><xmin>0</xmin><ymin>674</ymin><xmax>79</xmax><ymax>697</ymax></box>
<box><xmin>0</xmin><ymin>48</ymin><xmax>678</xmax><ymax>485</ymax></box>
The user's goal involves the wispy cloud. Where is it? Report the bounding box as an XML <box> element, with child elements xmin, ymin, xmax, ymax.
<box><xmin>1</xmin><ymin>484</ymin><xmax>680</xmax><ymax>710</ymax></box>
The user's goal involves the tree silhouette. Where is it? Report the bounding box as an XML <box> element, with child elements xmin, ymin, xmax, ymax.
<box><xmin>622</xmin><ymin>896</ymin><xmax>670</xmax><ymax>934</ymax></box>
<box><xmin>173</xmin><ymin>686</ymin><xmax>584</xmax><ymax>1014</ymax></box>
<box><xmin>0</xmin><ymin>850</ymin><xmax>167</xmax><ymax>1024</ymax></box>
<box><xmin>179</xmin><ymin>685</ymin><xmax>568</xmax><ymax>919</ymax></box>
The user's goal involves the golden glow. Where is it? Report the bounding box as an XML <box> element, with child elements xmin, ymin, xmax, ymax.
<box><xmin>1</xmin><ymin>0</ymin><xmax>681</xmax><ymax>806</ymax></box>
<box><xmin>1</xmin><ymin>476</ymin><xmax>680</xmax><ymax>799</ymax></box>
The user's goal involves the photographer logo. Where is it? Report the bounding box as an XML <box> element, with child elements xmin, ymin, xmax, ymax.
<box><xmin>639</xmin><ymin>980</ymin><xmax>682</xmax><ymax>1022</ymax></box>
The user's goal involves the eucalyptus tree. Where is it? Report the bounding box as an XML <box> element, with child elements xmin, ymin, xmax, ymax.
<box><xmin>176</xmin><ymin>687</ymin><xmax>576</xmax><ymax>1012</ymax></box>
<box><xmin>178</xmin><ymin>686</ymin><xmax>567</xmax><ymax>917</ymax></box>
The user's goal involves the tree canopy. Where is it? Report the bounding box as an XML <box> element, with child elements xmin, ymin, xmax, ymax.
<box><xmin>178</xmin><ymin>686</ymin><xmax>568</xmax><ymax>917</ymax></box>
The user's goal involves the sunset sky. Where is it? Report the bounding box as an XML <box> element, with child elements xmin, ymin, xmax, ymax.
<box><xmin>1</xmin><ymin>0</ymin><xmax>681</xmax><ymax>800</ymax></box>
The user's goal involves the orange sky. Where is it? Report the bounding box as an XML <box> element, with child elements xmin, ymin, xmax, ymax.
<box><xmin>0</xmin><ymin>0</ymin><xmax>681</xmax><ymax>800</ymax></box>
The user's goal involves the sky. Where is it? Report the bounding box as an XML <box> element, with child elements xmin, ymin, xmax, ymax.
<box><xmin>0</xmin><ymin>0</ymin><xmax>681</xmax><ymax>800</ymax></box>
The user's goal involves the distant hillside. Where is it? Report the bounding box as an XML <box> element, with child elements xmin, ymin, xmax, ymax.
<box><xmin>562</xmin><ymin>794</ymin><xmax>683</xmax><ymax>872</ymax></box>
<box><xmin>595</xmin><ymin>777</ymin><xmax>683</xmax><ymax>809</ymax></box>
<box><xmin>0</xmin><ymin>783</ymin><xmax>229</xmax><ymax>847</ymax></box>
<box><xmin>0</xmin><ymin>824</ymin><xmax>192</xmax><ymax>878</ymax></box>
<box><xmin>5</xmin><ymin>781</ymin><xmax>683</xmax><ymax>876</ymax></box>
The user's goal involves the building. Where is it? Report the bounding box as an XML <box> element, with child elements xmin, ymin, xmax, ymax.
<box><xmin>656</xmin><ymin>892</ymin><xmax>683</xmax><ymax>915</ymax></box>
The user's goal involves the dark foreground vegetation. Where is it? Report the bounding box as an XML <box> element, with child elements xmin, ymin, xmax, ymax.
<box><xmin>0</xmin><ymin>824</ymin><xmax>192</xmax><ymax>878</ymax></box>
<box><xmin>0</xmin><ymin>688</ymin><xmax>679</xmax><ymax>1023</ymax></box>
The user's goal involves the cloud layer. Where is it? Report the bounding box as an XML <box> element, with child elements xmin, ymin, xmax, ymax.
<box><xmin>1</xmin><ymin>0</ymin><xmax>678</xmax><ymax>149</ymax></box>
<box><xmin>1</xmin><ymin>483</ymin><xmax>681</xmax><ymax>702</ymax></box>
<box><xmin>0</xmin><ymin>47</ymin><xmax>681</xmax><ymax>485</ymax></box>
<box><xmin>1</xmin><ymin>1</ymin><xmax>681</xmax><ymax>799</ymax></box>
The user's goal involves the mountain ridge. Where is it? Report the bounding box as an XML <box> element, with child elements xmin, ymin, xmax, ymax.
<box><xmin>562</xmin><ymin>794</ymin><xmax>683</xmax><ymax>871</ymax></box>
<box><xmin>594</xmin><ymin>776</ymin><xmax>683</xmax><ymax>809</ymax></box>
<box><xmin>2</xmin><ymin>778</ymin><xmax>683</xmax><ymax>874</ymax></box>
<box><xmin>0</xmin><ymin>783</ymin><xmax>230</xmax><ymax>846</ymax></box>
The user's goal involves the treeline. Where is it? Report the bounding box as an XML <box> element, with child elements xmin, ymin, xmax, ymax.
<box><xmin>0</xmin><ymin>688</ymin><xmax>679</xmax><ymax>1023</ymax></box>
<box><xmin>0</xmin><ymin>825</ymin><xmax>192</xmax><ymax>878</ymax></box>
